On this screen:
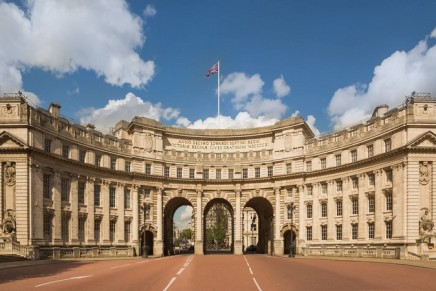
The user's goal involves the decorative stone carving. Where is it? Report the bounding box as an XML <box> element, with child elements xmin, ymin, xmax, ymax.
<box><xmin>284</xmin><ymin>134</ymin><xmax>292</xmax><ymax>151</ymax></box>
<box><xmin>144</xmin><ymin>135</ymin><xmax>153</xmax><ymax>152</ymax></box>
<box><xmin>420</xmin><ymin>209</ymin><xmax>434</xmax><ymax>234</ymax></box>
<box><xmin>4</xmin><ymin>162</ymin><xmax>16</xmax><ymax>186</ymax></box>
<box><xmin>419</xmin><ymin>162</ymin><xmax>431</xmax><ymax>185</ymax></box>
<box><xmin>0</xmin><ymin>209</ymin><xmax>17</xmax><ymax>242</ymax></box>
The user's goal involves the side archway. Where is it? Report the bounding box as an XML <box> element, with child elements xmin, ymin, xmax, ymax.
<box><xmin>281</xmin><ymin>223</ymin><xmax>298</xmax><ymax>256</ymax></box>
<box><xmin>244</xmin><ymin>197</ymin><xmax>274</xmax><ymax>254</ymax></box>
<box><xmin>203</xmin><ymin>198</ymin><xmax>234</xmax><ymax>254</ymax></box>
<box><xmin>140</xmin><ymin>224</ymin><xmax>156</xmax><ymax>256</ymax></box>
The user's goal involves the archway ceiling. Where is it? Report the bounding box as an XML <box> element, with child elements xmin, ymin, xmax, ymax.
<box><xmin>164</xmin><ymin>197</ymin><xmax>192</xmax><ymax>216</ymax></box>
<box><xmin>245</xmin><ymin>197</ymin><xmax>273</xmax><ymax>218</ymax></box>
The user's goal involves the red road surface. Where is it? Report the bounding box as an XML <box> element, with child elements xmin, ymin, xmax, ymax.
<box><xmin>1</xmin><ymin>255</ymin><xmax>436</xmax><ymax>290</ymax></box>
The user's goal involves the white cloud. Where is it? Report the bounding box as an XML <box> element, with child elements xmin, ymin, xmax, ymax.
<box><xmin>78</xmin><ymin>92</ymin><xmax>180</xmax><ymax>130</ymax></box>
<box><xmin>431</xmin><ymin>27</ymin><xmax>436</xmax><ymax>38</ymax></box>
<box><xmin>177</xmin><ymin>112</ymin><xmax>279</xmax><ymax>129</ymax></box>
<box><xmin>220</xmin><ymin>72</ymin><xmax>264</xmax><ymax>109</ymax></box>
<box><xmin>273</xmin><ymin>75</ymin><xmax>291</xmax><ymax>98</ymax></box>
<box><xmin>0</xmin><ymin>0</ymin><xmax>155</xmax><ymax>100</ymax></box>
<box><xmin>328</xmin><ymin>27</ymin><xmax>436</xmax><ymax>129</ymax></box>
<box><xmin>244</xmin><ymin>96</ymin><xmax>287</xmax><ymax>119</ymax></box>
<box><xmin>306</xmin><ymin>115</ymin><xmax>321</xmax><ymax>136</ymax></box>
<box><xmin>143</xmin><ymin>4</ymin><xmax>157</xmax><ymax>17</ymax></box>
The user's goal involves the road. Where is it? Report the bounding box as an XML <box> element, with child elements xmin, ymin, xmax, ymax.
<box><xmin>1</xmin><ymin>255</ymin><xmax>436</xmax><ymax>290</ymax></box>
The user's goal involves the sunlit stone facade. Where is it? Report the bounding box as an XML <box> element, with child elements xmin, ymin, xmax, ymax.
<box><xmin>1</xmin><ymin>93</ymin><xmax>436</xmax><ymax>260</ymax></box>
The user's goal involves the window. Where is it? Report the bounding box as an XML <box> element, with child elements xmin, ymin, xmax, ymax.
<box><xmin>145</xmin><ymin>163</ymin><xmax>151</xmax><ymax>175</ymax></box>
<box><xmin>336</xmin><ymin>180</ymin><xmax>343</xmax><ymax>192</ymax></box>
<box><xmin>255</xmin><ymin>167</ymin><xmax>260</xmax><ymax>178</ymax></box>
<box><xmin>95</xmin><ymin>154</ymin><xmax>101</xmax><ymax>167</ymax></box>
<box><xmin>78</xmin><ymin>181</ymin><xmax>85</xmax><ymax>204</ymax></box>
<box><xmin>307</xmin><ymin>204</ymin><xmax>313</xmax><ymax>218</ymax></box>
<box><xmin>204</xmin><ymin>169</ymin><xmax>209</xmax><ymax>179</ymax></box>
<box><xmin>124</xmin><ymin>221</ymin><xmax>131</xmax><ymax>242</ymax></box>
<box><xmin>164</xmin><ymin>166</ymin><xmax>170</xmax><ymax>177</ymax></box>
<box><xmin>351</xmin><ymin>150</ymin><xmax>357</xmax><ymax>162</ymax></box>
<box><xmin>124</xmin><ymin>188</ymin><xmax>131</xmax><ymax>209</ymax></box>
<box><xmin>189</xmin><ymin>168</ymin><xmax>195</xmax><ymax>179</ymax></box>
<box><xmin>321</xmin><ymin>203</ymin><xmax>327</xmax><ymax>217</ymax></box>
<box><xmin>43</xmin><ymin>213</ymin><xmax>53</xmax><ymax>242</ymax></box>
<box><xmin>367</xmin><ymin>144</ymin><xmax>374</xmax><ymax>158</ymax></box>
<box><xmin>216</xmin><ymin>169</ymin><xmax>222</xmax><ymax>179</ymax></box>
<box><xmin>94</xmin><ymin>184</ymin><xmax>101</xmax><ymax>206</ymax></box>
<box><xmin>386</xmin><ymin>220</ymin><xmax>393</xmax><ymax>239</ymax></box>
<box><xmin>144</xmin><ymin>205</ymin><xmax>151</xmax><ymax>220</ymax></box>
<box><xmin>268</xmin><ymin>166</ymin><xmax>273</xmax><ymax>177</ymax></box>
<box><xmin>79</xmin><ymin>150</ymin><xmax>86</xmax><ymax>163</ymax></box>
<box><xmin>287</xmin><ymin>189</ymin><xmax>293</xmax><ymax>197</ymax></box>
<box><xmin>336</xmin><ymin>200</ymin><xmax>343</xmax><ymax>216</ymax></box>
<box><xmin>306</xmin><ymin>226</ymin><xmax>313</xmax><ymax>241</ymax></box>
<box><xmin>177</xmin><ymin>167</ymin><xmax>182</xmax><ymax>178</ymax></box>
<box><xmin>369</xmin><ymin>173</ymin><xmax>375</xmax><ymax>186</ymax></box>
<box><xmin>228</xmin><ymin>169</ymin><xmax>234</xmax><ymax>179</ymax></box>
<box><xmin>61</xmin><ymin>178</ymin><xmax>70</xmax><ymax>202</ymax></box>
<box><xmin>307</xmin><ymin>185</ymin><xmax>313</xmax><ymax>196</ymax></box>
<box><xmin>79</xmin><ymin>217</ymin><xmax>86</xmax><ymax>243</ymax></box>
<box><xmin>386</xmin><ymin>169</ymin><xmax>392</xmax><ymax>183</ymax></box>
<box><xmin>336</xmin><ymin>224</ymin><xmax>342</xmax><ymax>240</ymax></box>
<box><xmin>321</xmin><ymin>225</ymin><xmax>327</xmax><ymax>240</ymax></box>
<box><xmin>144</xmin><ymin>189</ymin><xmax>150</xmax><ymax>199</ymax></box>
<box><xmin>110</xmin><ymin>187</ymin><xmax>116</xmax><ymax>208</ymax></box>
<box><xmin>321</xmin><ymin>183</ymin><xmax>327</xmax><ymax>195</ymax></box>
<box><xmin>368</xmin><ymin>223</ymin><xmax>375</xmax><ymax>239</ymax></box>
<box><xmin>61</xmin><ymin>215</ymin><xmax>70</xmax><ymax>242</ymax></box>
<box><xmin>352</xmin><ymin>177</ymin><xmax>359</xmax><ymax>189</ymax></box>
<box><xmin>306</xmin><ymin>161</ymin><xmax>312</xmax><ymax>172</ymax></box>
<box><xmin>125</xmin><ymin>161</ymin><xmax>131</xmax><ymax>172</ymax></box>
<box><xmin>44</xmin><ymin>138</ymin><xmax>52</xmax><ymax>153</ymax></box>
<box><xmin>335</xmin><ymin>154</ymin><xmax>341</xmax><ymax>166</ymax></box>
<box><xmin>242</xmin><ymin>168</ymin><xmax>248</xmax><ymax>179</ymax></box>
<box><xmin>62</xmin><ymin>145</ymin><xmax>69</xmax><ymax>158</ymax></box>
<box><xmin>286</xmin><ymin>163</ymin><xmax>292</xmax><ymax>174</ymax></box>
<box><xmin>321</xmin><ymin>158</ymin><xmax>326</xmax><ymax>169</ymax></box>
<box><xmin>352</xmin><ymin>199</ymin><xmax>359</xmax><ymax>215</ymax></box>
<box><xmin>111</xmin><ymin>158</ymin><xmax>116</xmax><ymax>170</ymax></box>
<box><xmin>94</xmin><ymin>220</ymin><xmax>101</xmax><ymax>242</ymax></box>
<box><xmin>384</xmin><ymin>139</ymin><xmax>392</xmax><ymax>152</ymax></box>
<box><xmin>110</xmin><ymin>221</ymin><xmax>116</xmax><ymax>242</ymax></box>
<box><xmin>368</xmin><ymin>196</ymin><xmax>375</xmax><ymax>213</ymax></box>
<box><xmin>386</xmin><ymin>193</ymin><xmax>393</xmax><ymax>211</ymax></box>
<box><xmin>351</xmin><ymin>224</ymin><xmax>358</xmax><ymax>240</ymax></box>
<box><xmin>43</xmin><ymin>174</ymin><xmax>51</xmax><ymax>199</ymax></box>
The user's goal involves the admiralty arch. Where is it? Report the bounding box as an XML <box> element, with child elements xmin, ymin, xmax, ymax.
<box><xmin>1</xmin><ymin>92</ymin><xmax>436</xmax><ymax>261</ymax></box>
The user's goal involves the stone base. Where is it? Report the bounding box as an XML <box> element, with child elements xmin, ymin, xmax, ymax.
<box><xmin>234</xmin><ymin>240</ymin><xmax>243</xmax><ymax>255</ymax></box>
<box><xmin>195</xmin><ymin>240</ymin><xmax>204</xmax><ymax>255</ymax></box>
<box><xmin>154</xmin><ymin>240</ymin><xmax>164</xmax><ymax>257</ymax></box>
<box><xmin>274</xmin><ymin>240</ymin><xmax>284</xmax><ymax>256</ymax></box>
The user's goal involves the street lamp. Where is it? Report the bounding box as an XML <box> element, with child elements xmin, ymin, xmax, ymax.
<box><xmin>141</xmin><ymin>203</ymin><xmax>150</xmax><ymax>258</ymax></box>
<box><xmin>287</xmin><ymin>203</ymin><xmax>296</xmax><ymax>258</ymax></box>
<box><xmin>251</xmin><ymin>213</ymin><xmax>257</xmax><ymax>248</ymax></box>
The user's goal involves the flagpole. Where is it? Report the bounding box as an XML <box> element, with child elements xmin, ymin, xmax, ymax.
<box><xmin>217</xmin><ymin>60</ymin><xmax>220</xmax><ymax>129</ymax></box>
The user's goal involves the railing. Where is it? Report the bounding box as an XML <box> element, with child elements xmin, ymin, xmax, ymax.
<box><xmin>0</xmin><ymin>241</ymin><xmax>34</xmax><ymax>259</ymax></box>
<box><xmin>303</xmin><ymin>246</ymin><xmax>402</xmax><ymax>260</ymax></box>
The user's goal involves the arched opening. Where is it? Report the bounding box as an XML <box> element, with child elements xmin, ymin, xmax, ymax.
<box><xmin>163</xmin><ymin>197</ymin><xmax>193</xmax><ymax>256</ymax></box>
<box><xmin>283</xmin><ymin>229</ymin><xmax>296</xmax><ymax>256</ymax></box>
<box><xmin>203</xmin><ymin>198</ymin><xmax>234</xmax><ymax>254</ymax></box>
<box><xmin>140</xmin><ymin>228</ymin><xmax>154</xmax><ymax>256</ymax></box>
<box><xmin>244</xmin><ymin>197</ymin><xmax>274</xmax><ymax>254</ymax></box>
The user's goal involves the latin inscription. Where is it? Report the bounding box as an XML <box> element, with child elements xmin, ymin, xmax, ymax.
<box><xmin>166</xmin><ymin>138</ymin><xmax>272</xmax><ymax>152</ymax></box>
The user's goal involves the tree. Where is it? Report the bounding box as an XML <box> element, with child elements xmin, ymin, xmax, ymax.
<box><xmin>181</xmin><ymin>228</ymin><xmax>192</xmax><ymax>241</ymax></box>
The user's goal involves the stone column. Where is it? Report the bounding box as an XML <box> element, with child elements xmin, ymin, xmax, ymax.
<box><xmin>31</xmin><ymin>166</ymin><xmax>44</xmax><ymax>244</ymax></box>
<box><xmin>234</xmin><ymin>188</ymin><xmax>243</xmax><ymax>254</ymax></box>
<box><xmin>132</xmin><ymin>185</ymin><xmax>139</xmax><ymax>253</ymax></box>
<box><xmin>102</xmin><ymin>181</ymin><xmax>110</xmax><ymax>244</ymax></box>
<box><xmin>154</xmin><ymin>186</ymin><xmax>164</xmax><ymax>257</ymax></box>
<box><xmin>274</xmin><ymin>187</ymin><xmax>284</xmax><ymax>255</ymax></box>
<box><xmin>358</xmin><ymin>174</ymin><xmax>366</xmax><ymax>241</ymax></box>
<box><xmin>374</xmin><ymin>170</ymin><xmax>383</xmax><ymax>240</ymax></box>
<box><xmin>392</xmin><ymin>164</ymin><xmax>405</xmax><ymax>240</ymax></box>
<box><xmin>70</xmin><ymin>176</ymin><xmax>79</xmax><ymax>244</ymax></box>
<box><xmin>327</xmin><ymin>181</ymin><xmax>335</xmax><ymax>241</ymax></box>
<box><xmin>312</xmin><ymin>183</ymin><xmax>320</xmax><ymax>241</ymax></box>
<box><xmin>86</xmin><ymin>179</ymin><xmax>95</xmax><ymax>244</ymax></box>
<box><xmin>342</xmin><ymin>178</ymin><xmax>351</xmax><ymax>241</ymax></box>
<box><xmin>195</xmin><ymin>188</ymin><xmax>204</xmax><ymax>255</ymax></box>
<box><xmin>117</xmin><ymin>184</ymin><xmax>125</xmax><ymax>244</ymax></box>
<box><xmin>52</xmin><ymin>172</ymin><xmax>62</xmax><ymax>244</ymax></box>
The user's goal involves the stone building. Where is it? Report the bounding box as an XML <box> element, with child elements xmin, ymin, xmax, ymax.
<box><xmin>1</xmin><ymin>92</ymin><xmax>436</xmax><ymax>260</ymax></box>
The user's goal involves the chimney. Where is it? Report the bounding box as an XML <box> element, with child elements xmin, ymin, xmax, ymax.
<box><xmin>48</xmin><ymin>103</ymin><xmax>61</xmax><ymax>117</ymax></box>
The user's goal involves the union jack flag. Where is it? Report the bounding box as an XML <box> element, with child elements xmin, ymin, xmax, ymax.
<box><xmin>205</xmin><ymin>62</ymin><xmax>219</xmax><ymax>78</ymax></box>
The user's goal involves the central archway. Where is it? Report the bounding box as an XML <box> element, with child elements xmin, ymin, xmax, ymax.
<box><xmin>203</xmin><ymin>198</ymin><xmax>234</xmax><ymax>254</ymax></box>
<box><xmin>244</xmin><ymin>197</ymin><xmax>274</xmax><ymax>254</ymax></box>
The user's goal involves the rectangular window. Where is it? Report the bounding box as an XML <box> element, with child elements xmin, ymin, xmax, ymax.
<box><xmin>336</xmin><ymin>200</ymin><xmax>343</xmax><ymax>216</ymax></box>
<box><xmin>336</xmin><ymin>180</ymin><xmax>343</xmax><ymax>192</ymax></box>
<box><xmin>352</xmin><ymin>177</ymin><xmax>359</xmax><ymax>189</ymax></box>
<box><xmin>43</xmin><ymin>174</ymin><xmax>51</xmax><ymax>199</ymax></box>
<box><xmin>44</xmin><ymin>138</ymin><xmax>52</xmax><ymax>153</ymax></box>
<box><xmin>384</xmin><ymin>139</ymin><xmax>391</xmax><ymax>152</ymax></box>
<box><xmin>321</xmin><ymin>183</ymin><xmax>327</xmax><ymax>195</ymax></box>
<box><xmin>43</xmin><ymin>213</ymin><xmax>53</xmax><ymax>242</ymax></box>
<box><xmin>286</xmin><ymin>163</ymin><xmax>292</xmax><ymax>174</ymax></box>
<box><xmin>335</xmin><ymin>154</ymin><xmax>341</xmax><ymax>166</ymax></box>
<box><xmin>61</xmin><ymin>178</ymin><xmax>70</xmax><ymax>202</ymax></box>
<box><xmin>145</xmin><ymin>163</ymin><xmax>151</xmax><ymax>174</ymax></box>
<box><xmin>386</xmin><ymin>169</ymin><xmax>392</xmax><ymax>183</ymax></box>
<box><xmin>78</xmin><ymin>217</ymin><xmax>86</xmax><ymax>243</ymax></box>
<box><xmin>351</xmin><ymin>150</ymin><xmax>357</xmax><ymax>162</ymax></box>
<box><xmin>78</xmin><ymin>181</ymin><xmax>85</xmax><ymax>204</ymax></box>
<box><xmin>321</xmin><ymin>158</ymin><xmax>326</xmax><ymax>169</ymax></box>
<box><xmin>352</xmin><ymin>199</ymin><xmax>359</xmax><ymax>215</ymax></box>
<box><xmin>61</xmin><ymin>215</ymin><xmax>70</xmax><ymax>243</ymax></box>
<box><xmin>321</xmin><ymin>203</ymin><xmax>327</xmax><ymax>217</ymax></box>
<box><xmin>216</xmin><ymin>169</ymin><xmax>222</xmax><ymax>179</ymax></box>
<box><xmin>109</xmin><ymin>187</ymin><xmax>116</xmax><ymax>208</ymax></box>
<box><xmin>386</xmin><ymin>220</ymin><xmax>393</xmax><ymax>239</ymax></box>
<box><xmin>125</xmin><ymin>161</ymin><xmax>131</xmax><ymax>172</ymax></box>
<box><xmin>336</xmin><ymin>224</ymin><xmax>342</xmax><ymax>240</ymax></box>
<box><xmin>228</xmin><ymin>169</ymin><xmax>234</xmax><ymax>179</ymax></box>
<box><xmin>111</xmin><ymin>158</ymin><xmax>116</xmax><ymax>170</ymax></box>
<box><xmin>368</xmin><ymin>223</ymin><xmax>375</xmax><ymax>239</ymax></box>
<box><xmin>268</xmin><ymin>166</ymin><xmax>273</xmax><ymax>177</ymax></box>
<box><xmin>321</xmin><ymin>225</ymin><xmax>327</xmax><ymax>240</ymax></box>
<box><xmin>144</xmin><ymin>189</ymin><xmax>150</xmax><ymax>199</ymax></box>
<box><xmin>306</xmin><ymin>161</ymin><xmax>312</xmax><ymax>172</ymax></box>
<box><xmin>242</xmin><ymin>168</ymin><xmax>248</xmax><ymax>179</ymax></box>
<box><xmin>79</xmin><ymin>150</ymin><xmax>86</xmax><ymax>163</ymax></box>
<box><xmin>306</xmin><ymin>226</ymin><xmax>312</xmax><ymax>241</ymax></box>
<box><xmin>95</xmin><ymin>154</ymin><xmax>101</xmax><ymax>167</ymax></box>
<box><xmin>386</xmin><ymin>193</ymin><xmax>393</xmax><ymax>211</ymax></box>
<box><xmin>110</xmin><ymin>221</ymin><xmax>116</xmax><ymax>242</ymax></box>
<box><xmin>62</xmin><ymin>145</ymin><xmax>69</xmax><ymax>158</ymax></box>
<box><xmin>367</xmin><ymin>144</ymin><xmax>374</xmax><ymax>158</ymax></box>
<box><xmin>177</xmin><ymin>167</ymin><xmax>182</xmax><ymax>178</ymax></box>
<box><xmin>369</xmin><ymin>173</ymin><xmax>375</xmax><ymax>186</ymax></box>
<box><xmin>124</xmin><ymin>221</ymin><xmax>131</xmax><ymax>242</ymax></box>
<box><xmin>368</xmin><ymin>196</ymin><xmax>375</xmax><ymax>213</ymax></box>
<box><xmin>163</xmin><ymin>166</ymin><xmax>169</xmax><ymax>177</ymax></box>
<box><xmin>287</xmin><ymin>189</ymin><xmax>293</xmax><ymax>197</ymax></box>
<box><xmin>351</xmin><ymin>224</ymin><xmax>358</xmax><ymax>240</ymax></box>
<box><xmin>307</xmin><ymin>185</ymin><xmax>313</xmax><ymax>196</ymax></box>
<box><xmin>255</xmin><ymin>167</ymin><xmax>260</xmax><ymax>178</ymax></box>
<box><xmin>124</xmin><ymin>188</ymin><xmax>131</xmax><ymax>209</ymax></box>
<box><xmin>189</xmin><ymin>168</ymin><xmax>195</xmax><ymax>179</ymax></box>
<box><xmin>307</xmin><ymin>204</ymin><xmax>313</xmax><ymax>218</ymax></box>
<box><xmin>203</xmin><ymin>169</ymin><xmax>209</xmax><ymax>179</ymax></box>
<box><xmin>94</xmin><ymin>220</ymin><xmax>101</xmax><ymax>242</ymax></box>
<box><xmin>94</xmin><ymin>184</ymin><xmax>101</xmax><ymax>206</ymax></box>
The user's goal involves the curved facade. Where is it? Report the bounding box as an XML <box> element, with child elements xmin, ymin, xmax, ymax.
<box><xmin>1</xmin><ymin>93</ymin><xmax>436</xmax><ymax>260</ymax></box>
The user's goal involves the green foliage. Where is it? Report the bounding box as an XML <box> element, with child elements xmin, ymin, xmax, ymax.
<box><xmin>181</xmin><ymin>228</ymin><xmax>193</xmax><ymax>240</ymax></box>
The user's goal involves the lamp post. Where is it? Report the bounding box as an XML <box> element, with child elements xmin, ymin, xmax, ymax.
<box><xmin>141</xmin><ymin>203</ymin><xmax>149</xmax><ymax>258</ymax></box>
<box><xmin>251</xmin><ymin>213</ymin><xmax>257</xmax><ymax>249</ymax></box>
<box><xmin>287</xmin><ymin>203</ymin><xmax>296</xmax><ymax>258</ymax></box>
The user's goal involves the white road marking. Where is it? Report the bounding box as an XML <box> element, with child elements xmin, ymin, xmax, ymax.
<box><xmin>245</xmin><ymin>255</ymin><xmax>263</xmax><ymax>291</ymax></box>
<box><xmin>163</xmin><ymin>277</ymin><xmax>176</xmax><ymax>291</ymax></box>
<box><xmin>35</xmin><ymin>275</ymin><xmax>93</xmax><ymax>288</ymax></box>
<box><xmin>249</xmin><ymin>267</ymin><xmax>253</xmax><ymax>275</ymax></box>
<box><xmin>110</xmin><ymin>263</ymin><xmax>131</xmax><ymax>269</ymax></box>
<box><xmin>253</xmin><ymin>278</ymin><xmax>263</xmax><ymax>291</ymax></box>
<box><xmin>177</xmin><ymin>267</ymin><xmax>185</xmax><ymax>275</ymax></box>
